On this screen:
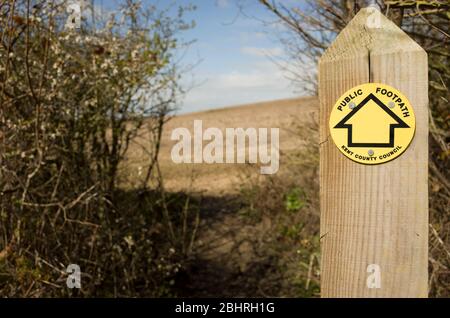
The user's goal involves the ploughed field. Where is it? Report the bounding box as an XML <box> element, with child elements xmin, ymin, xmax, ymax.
<box><xmin>120</xmin><ymin>96</ymin><xmax>319</xmax><ymax>297</ymax></box>
<box><xmin>123</xmin><ymin>96</ymin><xmax>318</xmax><ymax>195</ymax></box>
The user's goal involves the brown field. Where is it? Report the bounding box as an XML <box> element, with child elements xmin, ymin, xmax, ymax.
<box><xmin>124</xmin><ymin>96</ymin><xmax>318</xmax><ymax>195</ymax></box>
<box><xmin>119</xmin><ymin>96</ymin><xmax>320</xmax><ymax>296</ymax></box>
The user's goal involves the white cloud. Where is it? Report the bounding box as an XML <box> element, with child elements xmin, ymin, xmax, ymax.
<box><xmin>253</xmin><ymin>32</ymin><xmax>267</xmax><ymax>40</ymax></box>
<box><xmin>181</xmin><ymin>61</ymin><xmax>299</xmax><ymax>113</ymax></box>
<box><xmin>241</xmin><ymin>46</ymin><xmax>284</xmax><ymax>58</ymax></box>
<box><xmin>216</xmin><ymin>0</ymin><xmax>229</xmax><ymax>9</ymax></box>
<box><xmin>239</xmin><ymin>31</ymin><xmax>267</xmax><ymax>43</ymax></box>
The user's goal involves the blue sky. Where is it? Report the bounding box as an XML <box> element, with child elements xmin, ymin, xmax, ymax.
<box><xmin>96</xmin><ymin>0</ymin><xmax>301</xmax><ymax>113</ymax></box>
<box><xmin>177</xmin><ymin>0</ymin><xmax>300</xmax><ymax>113</ymax></box>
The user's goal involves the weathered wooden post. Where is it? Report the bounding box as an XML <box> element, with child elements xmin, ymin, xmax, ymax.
<box><xmin>319</xmin><ymin>7</ymin><xmax>428</xmax><ymax>297</ymax></box>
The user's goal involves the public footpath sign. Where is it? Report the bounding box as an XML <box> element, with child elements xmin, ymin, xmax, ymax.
<box><xmin>329</xmin><ymin>83</ymin><xmax>416</xmax><ymax>164</ymax></box>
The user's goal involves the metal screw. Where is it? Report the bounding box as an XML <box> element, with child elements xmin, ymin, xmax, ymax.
<box><xmin>349</xmin><ymin>102</ymin><xmax>356</xmax><ymax>109</ymax></box>
<box><xmin>388</xmin><ymin>101</ymin><xmax>395</xmax><ymax>109</ymax></box>
<box><xmin>368</xmin><ymin>149</ymin><xmax>374</xmax><ymax>156</ymax></box>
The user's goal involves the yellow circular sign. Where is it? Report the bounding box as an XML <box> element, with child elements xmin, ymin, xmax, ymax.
<box><xmin>329</xmin><ymin>83</ymin><xmax>416</xmax><ymax>165</ymax></box>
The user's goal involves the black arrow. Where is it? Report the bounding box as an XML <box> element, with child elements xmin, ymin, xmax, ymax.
<box><xmin>334</xmin><ymin>93</ymin><xmax>409</xmax><ymax>148</ymax></box>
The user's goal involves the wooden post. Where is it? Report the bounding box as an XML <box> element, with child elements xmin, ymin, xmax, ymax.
<box><xmin>319</xmin><ymin>8</ymin><xmax>428</xmax><ymax>297</ymax></box>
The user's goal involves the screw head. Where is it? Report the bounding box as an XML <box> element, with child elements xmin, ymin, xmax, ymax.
<box><xmin>349</xmin><ymin>102</ymin><xmax>356</xmax><ymax>109</ymax></box>
<box><xmin>368</xmin><ymin>149</ymin><xmax>374</xmax><ymax>156</ymax></box>
<box><xmin>388</xmin><ymin>101</ymin><xmax>395</xmax><ymax>108</ymax></box>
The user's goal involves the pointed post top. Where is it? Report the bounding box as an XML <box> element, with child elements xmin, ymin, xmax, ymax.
<box><xmin>320</xmin><ymin>7</ymin><xmax>425</xmax><ymax>64</ymax></box>
<box><xmin>319</xmin><ymin>1</ymin><xmax>429</xmax><ymax>299</ymax></box>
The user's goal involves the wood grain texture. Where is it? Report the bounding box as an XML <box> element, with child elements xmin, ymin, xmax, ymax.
<box><xmin>319</xmin><ymin>8</ymin><xmax>428</xmax><ymax>298</ymax></box>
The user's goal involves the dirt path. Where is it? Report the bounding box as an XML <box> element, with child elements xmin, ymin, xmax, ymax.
<box><xmin>125</xmin><ymin>96</ymin><xmax>319</xmax><ymax>296</ymax></box>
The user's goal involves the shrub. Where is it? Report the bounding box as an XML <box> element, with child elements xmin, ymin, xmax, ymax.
<box><xmin>0</xmin><ymin>0</ymin><xmax>196</xmax><ymax>297</ymax></box>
